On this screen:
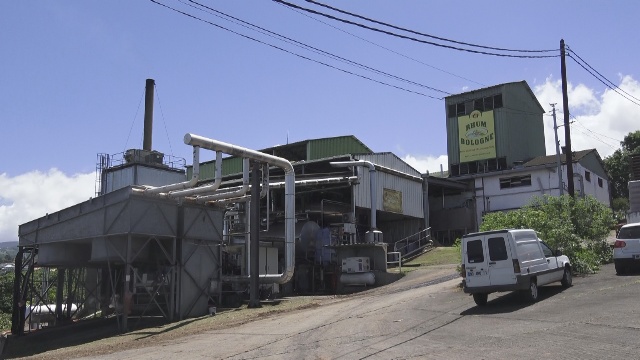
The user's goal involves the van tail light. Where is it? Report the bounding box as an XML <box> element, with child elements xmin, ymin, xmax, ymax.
<box><xmin>512</xmin><ymin>259</ymin><xmax>521</xmax><ymax>273</ymax></box>
<box><xmin>460</xmin><ymin>264</ymin><xmax>466</xmax><ymax>278</ymax></box>
<box><xmin>614</xmin><ymin>240</ymin><xmax>626</xmax><ymax>248</ymax></box>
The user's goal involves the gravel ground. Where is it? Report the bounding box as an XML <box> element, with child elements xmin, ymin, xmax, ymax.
<box><xmin>4</xmin><ymin>264</ymin><xmax>458</xmax><ymax>360</ymax></box>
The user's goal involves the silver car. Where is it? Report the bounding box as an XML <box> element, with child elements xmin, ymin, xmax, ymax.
<box><xmin>614</xmin><ymin>222</ymin><xmax>640</xmax><ymax>274</ymax></box>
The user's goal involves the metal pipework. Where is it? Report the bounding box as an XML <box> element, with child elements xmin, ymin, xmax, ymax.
<box><xmin>330</xmin><ymin>160</ymin><xmax>377</xmax><ymax>230</ymax></box>
<box><xmin>167</xmin><ymin>151</ymin><xmax>223</xmax><ymax>198</ymax></box>
<box><xmin>195</xmin><ymin>158</ymin><xmax>250</xmax><ymax>203</ymax></box>
<box><xmin>144</xmin><ymin>146</ymin><xmax>201</xmax><ymax>195</ymax></box>
<box><xmin>184</xmin><ymin>133</ymin><xmax>295</xmax><ymax>284</ymax></box>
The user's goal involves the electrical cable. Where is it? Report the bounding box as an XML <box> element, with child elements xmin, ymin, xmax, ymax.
<box><xmin>566</xmin><ymin>50</ymin><xmax>640</xmax><ymax>108</ymax></box>
<box><xmin>570</xmin><ymin>113</ymin><xmax>621</xmax><ymax>147</ymax></box>
<box><xmin>153</xmin><ymin>83</ymin><xmax>174</xmax><ymax>156</ymax></box>
<box><xmin>124</xmin><ymin>88</ymin><xmax>145</xmax><ymax>153</ymax></box>
<box><xmin>184</xmin><ymin>0</ymin><xmax>450</xmax><ymax>95</ymax></box>
<box><xmin>567</xmin><ymin>45</ymin><xmax>640</xmax><ymax>104</ymax></box>
<box><xmin>273</xmin><ymin>0</ymin><xmax>559</xmax><ymax>59</ymax></box>
<box><xmin>305</xmin><ymin>0</ymin><xmax>557</xmax><ymax>54</ymax></box>
<box><xmin>149</xmin><ymin>0</ymin><xmax>442</xmax><ymax>99</ymax></box>
<box><xmin>276</xmin><ymin>1</ymin><xmax>486</xmax><ymax>87</ymax></box>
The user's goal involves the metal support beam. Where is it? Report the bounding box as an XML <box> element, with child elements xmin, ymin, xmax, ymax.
<box><xmin>248</xmin><ymin>162</ymin><xmax>262</xmax><ymax>308</ymax></box>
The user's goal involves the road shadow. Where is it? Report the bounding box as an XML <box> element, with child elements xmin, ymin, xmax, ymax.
<box><xmin>460</xmin><ymin>285</ymin><xmax>567</xmax><ymax>315</ymax></box>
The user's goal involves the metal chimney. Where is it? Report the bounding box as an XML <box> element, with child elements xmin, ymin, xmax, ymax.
<box><xmin>143</xmin><ymin>79</ymin><xmax>155</xmax><ymax>151</ymax></box>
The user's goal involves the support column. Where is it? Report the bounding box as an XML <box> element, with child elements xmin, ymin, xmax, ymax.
<box><xmin>248</xmin><ymin>162</ymin><xmax>262</xmax><ymax>308</ymax></box>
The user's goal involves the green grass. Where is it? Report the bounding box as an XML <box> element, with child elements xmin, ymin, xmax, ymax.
<box><xmin>403</xmin><ymin>246</ymin><xmax>461</xmax><ymax>268</ymax></box>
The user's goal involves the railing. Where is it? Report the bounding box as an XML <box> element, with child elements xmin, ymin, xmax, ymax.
<box><xmin>393</xmin><ymin>227</ymin><xmax>433</xmax><ymax>261</ymax></box>
<box><xmin>386</xmin><ymin>251</ymin><xmax>402</xmax><ymax>271</ymax></box>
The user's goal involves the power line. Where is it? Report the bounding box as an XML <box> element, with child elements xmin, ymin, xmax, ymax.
<box><xmin>273</xmin><ymin>0</ymin><xmax>559</xmax><ymax>59</ymax></box>
<box><xmin>276</xmin><ymin>1</ymin><xmax>485</xmax><ymax>87</ymax></box>
<box><xmin>570</xmin><ymin>113</ymin><xmax>621</xmax><ymax>147</ymax></box>
<box><xmin>184</xmin><ymin>0</ymin><xmax>450</xmax><ymax>95</ymax></box>
<box><xmin>566</xmin><ymin>47</ymin><xmax>640</xmax><ymax>108</ymax></box>
<box><xmin>567</xmin><ymin>45</ymin><xmax>640</xmax><ymax>104</ymax></box>
<box><xmin>305</xmin><ymin>0</ymin><xmax>557</xmax><ymax>54</ymax></box>
<box><xmin>571</xmin><ymin>126</ymin><xmax>617</xmax><ymax>150</ymax></box>
<box><xmin>149</xmin><ymin>0</ymin><xmax>442</xmax><ymax>99</ymax></box>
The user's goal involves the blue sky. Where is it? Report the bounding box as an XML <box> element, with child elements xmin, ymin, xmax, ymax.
<box><xmin>1</xmin><ymin>1</ymin><xmax>640</xmax><ymax>242</ymax></box>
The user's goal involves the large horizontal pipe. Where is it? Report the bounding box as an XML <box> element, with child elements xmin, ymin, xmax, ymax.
<box><xmin>144</xmin><ymin>146</ymin><xmax>201</xmax><ymax>195</ymax></box>
<box><xmin>167</xmin><ymin>151</ymin><xmax>223</xmax><ymax>198</ymax></box>
<box><xmin>184</xmin><ymin>133</ymin><xmax>295</xmax><ymax>284</ymax></box>
<box><xmin>330</xmin><ymin>160</ymin><xmax>377</xmax><ymax>230</ymax></box>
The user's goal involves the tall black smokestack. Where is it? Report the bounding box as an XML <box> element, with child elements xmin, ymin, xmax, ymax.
<box><xmin>143</xmin><ymin>79</ymin><xmax>155</xmax><ymax>151</ymax></box>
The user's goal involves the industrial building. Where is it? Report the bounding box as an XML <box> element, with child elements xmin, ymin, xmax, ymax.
<box><xmin>11</xmin><ymin>79</ymin><xmax>612</xmax><ymax>336</ymax></box>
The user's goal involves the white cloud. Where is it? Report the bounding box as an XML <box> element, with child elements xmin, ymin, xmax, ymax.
<box><xmin>534</xmin><ymin>75</ymin><xmax>640</xmax><ymax>158</ymax></box>
<box><xmin>0</xmin><ymin>169</ymin><xmax>95</xmax><ymax>243</ymax></box>
<box><xmin>402</xmin><ymin>154</ymin><xmax>449</xmax><ymax>174</ymax></box>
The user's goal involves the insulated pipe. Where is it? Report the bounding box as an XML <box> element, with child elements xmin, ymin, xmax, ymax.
<box><xmin>144</xmin><ymin>146</ymin><xmax>201</xmax><ymax>195</ymax></box>
<box><xmin>167</xmin><ymin>151</ymin><xmax>223</xmax><ymax>198</ymax></box>
<box><xmin>195</xmin><ymin>158</ymin><xmax>250</xmax><ymax>203</ymax></box>
<box><xmin>330</xmin><ymin>161</ymin><xmax>377</xmax><ymax>230</ymax></box>
<box><xmin>184</xmin><ymin>133</ymin><xmax>295</xmax><ymax>284</ymax></box>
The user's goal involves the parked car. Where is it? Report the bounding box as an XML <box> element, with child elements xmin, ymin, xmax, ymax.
<box><xmin>461</xmin><ymin>229</ymin><xmax>572</xmax><ymax>306</ymax></box>
<box><xmin>613</xmin><ymin>222</ymin><xmax>640</xmax><ymax>274</ymax></box>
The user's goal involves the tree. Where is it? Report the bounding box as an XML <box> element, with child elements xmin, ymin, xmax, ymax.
<box><xmin>604</xmin><ymin>130</ymin><xmax>640</xmax><ymax>200</ymax></box>
<box><xmin>481</xmin><ymin>195</ymin><xmax>614</xmax><ymax>274</ymax></box>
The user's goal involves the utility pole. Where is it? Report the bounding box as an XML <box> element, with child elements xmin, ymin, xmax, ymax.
<box><xmin>560</xmin><ymin>39</ymin><xmax>575</xmax><ymax>197</ymax></box>
<box><xmin>550</xmin><ymin>104</ymin><xmax>564</xmax><ymax>195</ymax></box>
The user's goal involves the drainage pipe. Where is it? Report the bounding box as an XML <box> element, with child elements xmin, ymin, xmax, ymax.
<box><xmin>330</xmin><ymin>160</ymin><xmax>377</xmax><ymax>229</ymax></box>
<box><xmin>144</xmin><ymin>146</ymin><xmax>201</xmax><ymax>195</ymax></box>
<box><xmin>184</xmin><ymin>133</ymin><xmax>295</xmax><ymax>284</ymax></box>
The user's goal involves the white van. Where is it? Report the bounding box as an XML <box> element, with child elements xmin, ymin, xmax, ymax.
<box><xmin>461</xmin><ymin>229</ymin><xmax>572</xmax><ymax>306</ymax></box>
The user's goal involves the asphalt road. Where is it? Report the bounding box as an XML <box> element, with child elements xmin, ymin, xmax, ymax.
<box><xmin>84</xmin><ymin>263</ymin><xmax>640</xmax><ymax>360</ymax></box>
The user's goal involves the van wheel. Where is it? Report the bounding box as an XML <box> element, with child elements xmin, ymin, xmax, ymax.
<box><xmin>523</xmin><ymin>279</ymin><xmax>538</xmax><ymax>302</ymax></box>
<box><xmin>561</xmin><ymin>267</ymin><xmax>573</xmax><ymax>288</ymax></box>
<box><xmin>615</xmin><ymin>261</ymin><xmax>626</xmax><ymax>275</ymax></box>
<box><xmin>473</xmin><ymin>293</ymin><xmax>488</xmax><ymax>306</ymax></box>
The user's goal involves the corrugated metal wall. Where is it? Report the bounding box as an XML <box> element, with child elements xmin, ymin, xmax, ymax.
<box><xmin>445</xmin><ymin>81</ymin><xmax>545</xmax><ymax>168</ymax></box>
<box><xmin>352</xmin><ymin>154</ymin><xmax>424</xmax><ymax>218</ymax></box>
<box><xmin>105</xmin><ymin>166</ymin><xmax>186</xmax><ymax>193</ymax></box>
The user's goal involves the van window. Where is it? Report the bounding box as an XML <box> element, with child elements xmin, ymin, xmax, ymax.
<box><xmin>488</xmin><ymin>237</ymin><xmax>508</xmax><ymax>261</ymax></box>
<box><xmin>618</xmin><ymin>225</ymin><xmax>640</xmax><ymax>239</ymax></box>
<box><xmin>540</xmin><ymin>242</ymin><xmax>553</xmax><ymax>257</ymax></box>
<box><xmin>517</xmin><ymin>241</ymin><xmax>543</xmax><ymax>260</ymax></box>
<box><xmin>467</xmin><ymin>240</ymin><xmax>484</xmax><ymax>263</ymax></box>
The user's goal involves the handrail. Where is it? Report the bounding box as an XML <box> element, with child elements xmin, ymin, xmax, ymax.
<box><xmin>394</xmin><ymin>228</ymin><xmax>433</xmax><ymax>261</ymax></box>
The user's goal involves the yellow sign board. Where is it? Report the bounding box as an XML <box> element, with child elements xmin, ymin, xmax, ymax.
<box><xmin>458</xmin><ymin>110</ymin><xmax>496</xmax><ymax>162</ymax></box>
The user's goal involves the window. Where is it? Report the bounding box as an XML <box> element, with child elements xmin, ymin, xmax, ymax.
<box><xmin>540</xmin><ymin>242</ymin><xmax>553</xmax><ymax>258</ymax></box>
<box><xmin>488</xmin><ymin>237</ymin><xmax>508</xmax><ymax>261</ymax></box>
<box><xmin>598</xmin><ymin>178</ymin><xmax>603</xmax><ymax>187</ymax></box>
<box><xmin>448</xmin><ymin>104</ymin><xmax>456</xmax><ymax>117</ymax></box>
<box><xmin>585</xmin><ymin>171</ymin><xmax>591</xmax><ymax>182</ymax></box>
<box><xmin>449</xmin><ymin>93</ymin><xmax>503</xmax><ymax>117</ymax></box>
<box><xmin>467</xmin><ymin>240</ymin><xmax>485</xmax><ymax>263</ymax></box>
<box><xmin>493</xmin><ymin>94</ymin><xmax>503</xmax><ymax>108</ymax></box>
<box><xmin>499</xmin><ymin>175</ymin><xmax>532</xmax><ymax>189</ymax></box>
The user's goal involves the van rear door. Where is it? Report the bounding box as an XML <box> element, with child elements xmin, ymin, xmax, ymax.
<box><xmin>486</xmin><ymin>235</ymin><xmax>517</xmax><ymax>286</ymax></box>
<box><xmin>463</xmin><ymin>236</ymin><xmax>490</xmax><ymax>288</ymax></box>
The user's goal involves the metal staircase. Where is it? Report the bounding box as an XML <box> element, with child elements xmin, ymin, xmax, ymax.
<box><xmin>393</xmin><ymin>227</ymin><xmax>433</xmax><ymax>262</ymax></box>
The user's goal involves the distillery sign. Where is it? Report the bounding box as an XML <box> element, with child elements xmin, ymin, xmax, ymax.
<box><xmin>458</xmin><ymin>109</ymin><xmax>496</xmax><ymax>162</ymax></box>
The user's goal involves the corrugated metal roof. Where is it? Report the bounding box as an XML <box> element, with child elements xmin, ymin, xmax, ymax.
<box><xmin>191</xmin><ymin>135</ymin><xmax>372</xmax><ymax>181</ymax></box>
<box><xmin>524</xmin><ymin>149</ymin><xmax>594</xmax><ymax>167</ymax></box>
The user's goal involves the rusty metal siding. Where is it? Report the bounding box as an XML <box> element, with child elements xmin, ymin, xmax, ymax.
<box><xmin>308</xmin><ymin>136</ymin><xmax>371</xmax><ymax>160</ymax></box>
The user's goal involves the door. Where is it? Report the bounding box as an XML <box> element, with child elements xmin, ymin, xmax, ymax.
<box><xmin>487</xmin><ymin>235</ymin><xmax>517</xmax><ymax>286</ymax></box>
<box><xmin>463</xmin><ymin>237</ymin><xmax>490</xmax><ymax>288</ymax></box>
<box><xmin>539</xmin><ymin>241</ymin><xmax>561</xmax><ymax>284</ymax></box>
